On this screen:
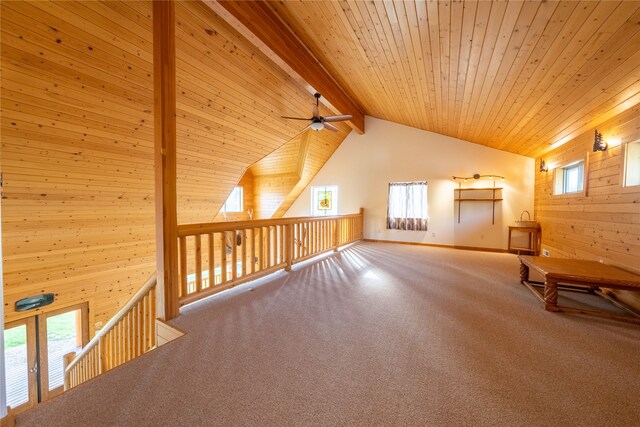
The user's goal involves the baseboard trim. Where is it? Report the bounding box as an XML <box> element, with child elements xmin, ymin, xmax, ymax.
<box><xmin>363</xmin><ymin>239</ymin><xmax>509</xmax><ymax>254</ymax></box>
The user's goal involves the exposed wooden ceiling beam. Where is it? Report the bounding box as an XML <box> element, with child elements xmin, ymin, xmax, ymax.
<box><xmin>206</xmin><ymin>0</ymin><xmax>365</xmax><ymax>134</ymax></box>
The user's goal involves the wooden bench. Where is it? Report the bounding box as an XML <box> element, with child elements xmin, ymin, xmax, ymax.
<box><xmin>518</xmin><ymin>256</ymin><xmax>640</xmax><ymax>324</ymax></box>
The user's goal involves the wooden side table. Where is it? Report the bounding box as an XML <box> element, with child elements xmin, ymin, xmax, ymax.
<box><xmin>508</xmin><ymin>225</ymin><xmax>540</xmax><ymax>255</ymax></box>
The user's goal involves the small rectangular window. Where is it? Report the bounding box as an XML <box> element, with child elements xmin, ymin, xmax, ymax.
<box><xmin>222</xmin><ymin>186</ymin><xmax>243</xmax><ymax>212</ymax></box>
<box><xmin>623</xmin><ymin>140</ymin><xmax>640</xmax><ymax>187</ymax></box>
<box><xmin>387</xmin><ymin>181</ymin><xmax>428</xmax><ymax>231</ymax></box>
<box><xmin>554</xmin><ymin>161</ymin><xmax>584</xmax><ymax>195</ymax></box>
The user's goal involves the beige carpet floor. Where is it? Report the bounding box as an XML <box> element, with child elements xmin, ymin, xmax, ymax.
<box><xmin>17</xmin><ymin>242</ymin><xmax>640</xmax><ymax>426</ymax></box>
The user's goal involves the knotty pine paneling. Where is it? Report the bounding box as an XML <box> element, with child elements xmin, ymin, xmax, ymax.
<box><xmin>253</xmin><ymin>174</ymin><xmax>301</xmax><ymax>220</ymax></box>
<box><xmin>1</xmin><ymin>0</ymin><xmax>156</xmax><ymax>329</ymax></box>
<box><xmin>250</xmin><ymin>123</ymin><xmax>349</xmax><ymax>219</ymax></box>
<box><xmin>535</xmin><ymin>105</ymin><xmax>640</xmax><ymax>308</ymax></box>
<box><xmin>269</xmin><ymin>1</ymin><xmax>640</xmax><ymax>158</ymax></box>
<box><xmin>1</xmin><ymin>0</ymin><xmax>351</xmax><ymax>328</ymax></box>
<box><xmin>174</xmin><ymin>1</ymin><xmax>343</xmax><ymax>224</ymax></box>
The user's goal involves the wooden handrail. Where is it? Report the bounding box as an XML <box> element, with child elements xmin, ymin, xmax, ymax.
<box><xmin>177</xmin><ymin>213</ymin><xmax>362</xmax><ymax>236</ymax></box>
<box><xmin>65</xmin><ymin>273</ymin><xmax>156</xmax><ymax>374</ymax></box>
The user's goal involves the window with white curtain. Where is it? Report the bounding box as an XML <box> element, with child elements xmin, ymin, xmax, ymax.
<box><xmin>387</xmin><ymin>181</ymin><xmax>428</xmax><ymax>231</ymax></box>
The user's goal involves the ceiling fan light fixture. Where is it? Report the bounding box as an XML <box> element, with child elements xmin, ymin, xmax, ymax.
<box><xmin>310</xmin><ymin>121</ymin><xmax>324</xmax><ymax>131</ymax></box>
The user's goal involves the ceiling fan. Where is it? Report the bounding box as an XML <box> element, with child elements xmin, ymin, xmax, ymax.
<box><xmin>282</xmin><ymin>93</ymin><xmax>352</xmax><ymax>132</ymax></box>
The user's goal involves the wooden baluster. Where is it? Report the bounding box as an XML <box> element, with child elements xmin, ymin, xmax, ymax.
<box><xmin>293</xmin><ymin>223</ymin><xmax>298</xmax><ymax>259</ymax></box>
<box><xmin>258</xmin><ymin>227</ymin><xmax>264</xmax><ymax>270</ymax></box>
<box><xmin>143</xmin><ymin>293</ymin><xmax>150</xmax><ymax>351</ymax></box>
<box><xmin>302</xmin><ymin>223</ymin><xmax>307</xmax><ymax>256</ymax></box>
<box><xmin>195</xmin><ymin>234</ymin><xmax>202</xmax><ymax>293</ymax></box>
<box><xmin>126</xmin><ymin>313</ymin><xmax>132</xmax><ymax>362</ymax></box>
<box><xmin>232</xmin><ymin>231</ymin><xmax>238</xmax><ymax>282</ymax></box>
<box><xmin>132</xmin><ymin>303</ymin><xmax>138</xmax><ymax>358</ymax></box>
<box><xmin>220</xmin><ymin>232</ymin><xmax>227</xmax><ymax>284</ymax></box>
<box><xmin>322</xmin><ymin>220</ymin><xmax>327</xmax><ymax>252</ymax></box>
<box><xmin>127</xmin><ymin>311</ymin><xmax>136</xmax><ymax>360</ymax></box>
<box><xmin>150</xmin><ymin>287</ymin><xmax>157</xmax><ymax>348</ymax></box>
<box><xmin>98</xmin><ymin>335</ymin><xmax>106</xmax><ymax>374</ymax></box>
<box><xmin>208</xmin><ymin>233</ymin><xmax>214</xmax><ymax>288</ymax></box>
<box><xmin>322</xmin><ymin>220</ymin><xmax>326</xmax><ymax>250</ymax></box>
<box><xmin>241</xmin><ymin>229</ymin><xmax>247</xmax><ymax>277</ymax></box>
<box><xmin>251</xmin><ymin>229</ymin><xmax>256</xmax><ymax>274</ymax></box>
<box><xmin>120</xmin><ymin>320</ymin><xmax>125</xmax><ymax>365</ymax></box>
<box><xmin>284</xmin><ymin>224</ymin><xmax>292</xmax><ymax>271</ymax></box>
<box><xmin>265</xmin><ymin>226</ymin><xmax>271</xmax><ymax>268</ymax></box>
<box><xmin>179</xmin><ymin>236</ymin><xmax>187</xmax><ymax>297</ymax></box>
<box><xmin>277</xmin><ymin>226</ymin><xmax>282</xmax><ymax>264</ymax></box>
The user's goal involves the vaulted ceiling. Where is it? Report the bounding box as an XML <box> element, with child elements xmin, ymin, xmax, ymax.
<box><xmin>263</xmin><ymin>0</ymin><xmax>640</xmax><ymax>158</ymax></box>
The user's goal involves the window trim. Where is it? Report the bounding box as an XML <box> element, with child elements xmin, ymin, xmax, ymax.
<box><xmin>552</xmin><ymin>152</ymin><xmax>589</xmax><ymax>198</ymax></box>
<box><xmin>620</xmin><ymin>137</ymin><xmax>640</xmax><ymax>193</ymax></box>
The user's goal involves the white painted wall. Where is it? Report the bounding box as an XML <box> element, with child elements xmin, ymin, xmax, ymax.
<box><xmin>286</xmin><ymin>116</ymin><xmax>534</xmax><ymax>250</ymax></box>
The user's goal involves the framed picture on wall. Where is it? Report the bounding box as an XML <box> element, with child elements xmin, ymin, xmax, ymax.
<box><xmin>311</xmin><ymin>185</ymin><xmax>338</xmax><ymax>216</ymax></box>
<box><xmin>318</xmin><ymin>191</ymin><xmax>332</xmax><ymax>210</ymax></box>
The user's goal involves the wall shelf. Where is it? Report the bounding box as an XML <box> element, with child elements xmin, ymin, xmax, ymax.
<box><xmin>454</xmin><ymin>186</ymin><xmax>503</xmax><ymax>224</ymax></box>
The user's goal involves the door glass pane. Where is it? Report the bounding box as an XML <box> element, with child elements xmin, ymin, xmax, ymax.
<box><xmin>4</xmin><ymin>324</ymin><xmax>29</xmax><ymax>408</ymax></box>
<box><xmin>46</xmin><ymin>310</ymin><xmax>82</xmax><ymax>391</ymax></box>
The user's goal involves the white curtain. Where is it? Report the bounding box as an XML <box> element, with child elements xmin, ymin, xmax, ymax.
<box><xmin>387</xmin><ymin>182</ymin><xmax>428</xmax><ymax>231</ymax></box>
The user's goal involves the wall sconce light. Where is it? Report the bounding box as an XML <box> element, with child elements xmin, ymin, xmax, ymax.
<box><xmin>539</xmin><ymin>160</ymin><xmax>548</xmax><ymax>173</ymax></box>
<box><xmin>593</xmin><ymin>129</ymin><xmax>607</xmax><ymax>152</ymax></box>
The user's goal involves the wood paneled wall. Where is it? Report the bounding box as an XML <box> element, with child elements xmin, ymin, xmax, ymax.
<box><xmin>250</xmin><ymin>126</ymin><xmax>349</xmax><ymax>219</ymax></box>
<box><xmin>534</xmin><ymin>105</ymin><xmax>640</xmax><ymax>307</ymax></box>
<box><xmin>1</xmin><ymin>1</ymin><xmax>350</xmax><ymax>328</ymax></box>
<box><xmin>2</xmin><ymin>0</ymin><xmax>156</xmax><ymax>328</ymax></box>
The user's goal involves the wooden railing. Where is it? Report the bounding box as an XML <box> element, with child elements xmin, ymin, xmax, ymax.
<box><xmin>63</xmin><ymin>274</ymin><xmax>157</xmax><ymax>389</ymax></box>
<box><xmin>61</xmin><ymin>210</ymin><xmax>363</xmax><ymax>389</ymax></box>
<box><xmin>177</xmin><ymin>209</ymin><xmax>364</xmax><ymax>305</ymax></box>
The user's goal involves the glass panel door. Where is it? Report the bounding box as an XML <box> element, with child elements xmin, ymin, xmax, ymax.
<box><xmin>3</xmin><ymin>318</ymin><xmax>37</xmax><ymax>412</ymax></box>
<box><xmin>3</xmin><ymin>303</ymin><xmax>88</xmax><ymax>411</ymax></box>
<box><xmin>38</xmin><ymin>304</ymin><xmax>89</xmax><ymax>401</ymax></box>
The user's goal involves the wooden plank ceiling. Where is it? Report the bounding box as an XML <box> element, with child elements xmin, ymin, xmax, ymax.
<box><xmin>267</xmin><ymin>0</ymin><xmax>640</xmax><ymax>158</ymax></box>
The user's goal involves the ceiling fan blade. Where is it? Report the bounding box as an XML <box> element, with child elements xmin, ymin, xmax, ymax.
<box><xmin>281</xmin><ymin>116</ymin><xmax>311</xmax><ymax>121</ymax></box>
<box><xmin>323</xmin><ymin>122</ymin><xmax>338</xmax><ymax>132</ymax></box>
<box><xmin>323</xmin><ymin>114</ymin><xmax>353</xmax><ymax>123</ymax></box>
<box><xmin>312</xmin><ymin>105</ymin><xmax>319</xmax><ymax>118</ymax></box>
